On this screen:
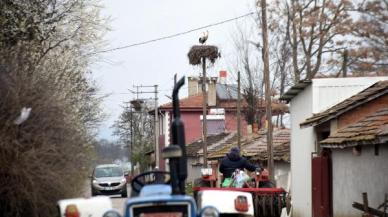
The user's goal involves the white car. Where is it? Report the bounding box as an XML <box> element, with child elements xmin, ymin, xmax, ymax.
<box><xmin>91</xmin><ymin>164</ymin><xmax>128</xmax><ymax>197</ymax></box>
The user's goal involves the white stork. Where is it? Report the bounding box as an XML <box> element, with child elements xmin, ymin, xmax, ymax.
<box><xmin>199</xmin><ymin>30</ymin><xmax>209</xmax><ymax>44</ymax></box>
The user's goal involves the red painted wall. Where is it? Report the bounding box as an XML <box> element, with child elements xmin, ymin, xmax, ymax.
<box><xmin>164</xmin><ymin>110</ymin><xmax>250</xmax><ymax>145</ymax></box>
<box><xmin>180</xmin><ymin>111</ymin><xmax>203</xmax><ymax>144</ymax></box>
<box><xmin>225</xmin><ymin>111</ymin><xmax>248</xmax><ymax>135</ymax></box>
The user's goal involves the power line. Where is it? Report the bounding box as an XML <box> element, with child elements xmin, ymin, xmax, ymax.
<box><xmin>88</xmin><ymin>12</ymin><xmax>255</xmax><ymax>55</ymax></box>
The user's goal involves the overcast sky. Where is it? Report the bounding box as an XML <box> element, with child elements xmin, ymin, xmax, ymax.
<box><xmin>92</xmin><ymin>0</ymin><xmax>256</xmax><ymax>140</ymax></box>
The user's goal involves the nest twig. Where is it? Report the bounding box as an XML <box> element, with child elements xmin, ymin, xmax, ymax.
<box><xmin>187</xmin><ymin>45</ymin><xmax>220</xmax><ymax>65</ymax></box>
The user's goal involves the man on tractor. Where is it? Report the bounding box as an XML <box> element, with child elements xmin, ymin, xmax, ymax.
<box><xmin>219</xmin><ymin>147</ymin><xmax>263</xmax><ymax>187</ymax></box>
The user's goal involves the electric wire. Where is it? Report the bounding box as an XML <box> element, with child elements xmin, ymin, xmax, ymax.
<box><xmin>88</xmin><ymin>12</ymin><xmax>255</xmax><ymax>55</ymax></box>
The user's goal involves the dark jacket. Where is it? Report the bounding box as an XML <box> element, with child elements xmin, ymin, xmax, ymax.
<box><xmin>219</xmin><ymin>152</ymin><xmax>258</xmax><ymax>178</ymax></box>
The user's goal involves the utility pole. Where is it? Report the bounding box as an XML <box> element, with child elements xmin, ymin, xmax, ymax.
<box><xmin>154</xmin><ymin>85</ymin><xmax>159</xmax><ymax>168</ymax></box>
<box><xmin>260</xmin><ymin>0</ymin><xmax>274</xmax><ymax>181</ymax></box>
<box><xmin>237</xmin><ymin>71</ymin><xmax>241</xmax><ymax>149</ymax></box>
<box><xmin>201</xmin><ymin>57</ymin><xmax>208</xmax><ymax>168</ymax></box>
<box><xmin>130</xmin><ymin>106</ymin><xmax>134</xmax><ymax>176</ymax></box>
<box><xmin>131</xmin><ymin>85</ymin><xmax>160</xmax><ymax>169</ymax></box>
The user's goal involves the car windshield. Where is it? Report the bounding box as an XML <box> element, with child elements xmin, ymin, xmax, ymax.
<box><xmin>94</xmin><ymin>166</ymin><xmax>123</xmax><ymax>178</ymax></box>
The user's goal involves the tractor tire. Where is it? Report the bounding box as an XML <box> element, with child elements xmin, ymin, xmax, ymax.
<box><xmin>121</xmin><ymin>187</ymin><xmax>128</xmax><ymax>198</ymax></box>
<box><xmin>259</xmin><ymin>181</ymin><xmax>275</xmax><ymax>188</ymax></box>
<box><xmin>193</xmin><ymin>178</ymin><xmax>211</xmax><ymax>187</ymax></box>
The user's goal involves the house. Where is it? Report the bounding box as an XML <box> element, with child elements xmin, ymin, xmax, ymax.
<box><xmin>280</xmin><ymin>76</ymin><xmax>388</xmax><ymax>217</ymax></box>
<box><xmin>156</xmin><ymin>72</ymin><xmax>287</xmax><ymax>170</ymax></box>
<box><xmin>205</xmin><ymin>128</ymin><xmax>290</xmax><ymax>189</ymax></box>
<box><xmin>300</xmin><ymin>80</ymin><xmax>388</xmax><ymax>217</ymax></box>
<box><xmin>185</xmin><ymin>132</ymin><xmax>234</xmax><ymax>183</ymax></box>
<box><xmin>183</xmin><ymin>127</ymin><xmax>290</xmax><ymax>188</ymax></box>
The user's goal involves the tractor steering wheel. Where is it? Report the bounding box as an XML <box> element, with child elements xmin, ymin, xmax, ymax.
<box><xmin>131</xmin><ymin>170</ymin><xmax>171</xmax><ymax>195</ymax></box>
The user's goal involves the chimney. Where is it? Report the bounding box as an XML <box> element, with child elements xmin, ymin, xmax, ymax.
<box><xmin>208</xmin><ymin>77</ymin><xmax>217</xmax><ymax>106</ymax></box>
<box><xmin>219</xmin><ymin>70</ymin><xmax>227</xmax><ymax>84</ymax></box>
<box><xmin>188</xmin><ymin>76</ymin><xmax>199</xmax><ymax>96</ymax></box>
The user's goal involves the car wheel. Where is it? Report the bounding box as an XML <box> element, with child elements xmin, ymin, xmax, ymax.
<box><xmin>91</xmin><ymin>189</ymin><xmax>98</xmax><ymax>197</ymax></box>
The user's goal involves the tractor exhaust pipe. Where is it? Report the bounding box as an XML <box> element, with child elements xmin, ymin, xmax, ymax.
<box><xmin>168</xmin><ymin>76</ymin><xmax>187</xmax><ymax>194</ymax></box>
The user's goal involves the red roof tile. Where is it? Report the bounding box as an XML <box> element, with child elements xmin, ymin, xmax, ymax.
<box><xmin>320</xmin><ymin>107</ymin><xmax>388</xmax><ymax>148</ymax></box>
<box><xmin>160</xmin><ymin>93</ymin><xmax>203</xmax><ymax>109</ymax></box>
<box><xmin>159</xmin><ymin>93</ymin><xmax>288</xmax><ymax>112</ymax></box>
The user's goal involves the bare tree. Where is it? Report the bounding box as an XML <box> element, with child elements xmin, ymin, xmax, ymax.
<box><xmin>113</xmin><ymin>103</ymin><xmax>154</xmax><ymax>173</ymax></box>
<box><xmin>348</xmin><ymin>0</ymin><xmax>388</xmax><ymax>75</ymax></box>
<box><xmin>0</xmin><ymin>0</ymin><xmax>107</xmax><ymax>216</ymax></box>
<box><xmin>287</xmin><ymin>0</ymin><xmax>353</xmax><ymax>81</ymax></box>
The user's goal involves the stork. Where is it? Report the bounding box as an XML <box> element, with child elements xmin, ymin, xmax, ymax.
<box><xmin>199</xmin><ymin>30</ymin><xmax>209</xmax><ymax>44</ymax></box>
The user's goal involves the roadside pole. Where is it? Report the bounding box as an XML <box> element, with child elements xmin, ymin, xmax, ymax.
<box><xmin>237</xmin><ymin>71</ymin><xmax>241</xmax><ymax>149</ymax></box>
<box><xmin>154</xmin><ymin>85</ymin><xmax>159</xmax><ymax>168</ymax></box>
<box><xmin>201</xmin><ymin>57</ymin><xmax>208</xmax><ymax>168</ymax></box>
<box><xmin>260</xmin><ymin>0</ymin><xmax>274</xmax><ymax>181</ymax></box>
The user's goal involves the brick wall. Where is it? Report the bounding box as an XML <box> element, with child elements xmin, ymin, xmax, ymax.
<box><xmin>338</xmin><ymin>94</ymin><xmax>388</xmax><ymax>129</ymax></box>
<box><xmin>225</xmin><ymin>111</ymin><xmax>248</xmax><ymax>135</ymax></box>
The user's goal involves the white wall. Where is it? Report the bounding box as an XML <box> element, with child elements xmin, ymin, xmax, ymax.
<box><xmin>187</xmin><ymin>157</ymin><xmax>202</xmax><ymax>184</ymax></box>
<box><xmin>289</xmin><ymin>77</ymin><xmax>388</xmax><ymax>217</ymax></box>
<box><xmin>290</xmin><ymin>85</ymin><xmax>315</xmax><ymax>217</ymax></box>
<box><xmin>332</xmin><ymin>145</ymin><xmax>388</xmax><ymax>217</ymax></box>
<box><xmin>312</xmin><ymin>77</ymin><xmax>388</xmax><ymax>113</ymax></box>
<box><xmin>274</xmin><ymin>161</ymin><xmax>291</xmax><ymax>190</ymax></box>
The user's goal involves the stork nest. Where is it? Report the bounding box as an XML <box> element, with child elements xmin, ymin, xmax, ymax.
<box><xmin>187</xmin><ymin>45</ymin><xmax>220</xmax><ymax>65</ymax></box>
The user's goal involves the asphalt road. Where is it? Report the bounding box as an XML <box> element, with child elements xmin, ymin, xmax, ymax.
<box><xmin>83</xmin><ymin>181</ymin><xmax>130</xmax><ymax>215</ymax></box>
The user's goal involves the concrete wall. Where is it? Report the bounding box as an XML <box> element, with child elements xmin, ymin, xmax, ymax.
<box><xmin>332</xmin><ymin>145</ymin><xmax>388</xmax><ymax>217</ymax></box>
<box><xmin>312</xmin><ymin>77</ymin><xmax>388</xmax><ymax>113</ymax></box>
<box><xmin>289</xmin><ymin>77</ymin><xmax>388</xmax><ymax>217</ymax></box>
<box><xmin>274</xmin><ymin>161</ymin><xmax>291</xmax><ymax>190</ymax></box>
<box><xmin>187</xmin><ymin>157</ymin><xmax>202</xmax><ymax>183</ymax></box>
<box><xmin>290</xmin><ymin>85</ymin><xmax>315</xmax><ymax>217</ymax></box>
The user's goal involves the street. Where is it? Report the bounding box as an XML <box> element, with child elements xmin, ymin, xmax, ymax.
<box><xmin>83</xmin><ymin>180</ymin><xmax>130</xmax><ymax>215</ymax></box>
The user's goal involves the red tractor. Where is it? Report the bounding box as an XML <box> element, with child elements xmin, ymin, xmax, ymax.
<box><xmin>193</xmin><ymin>162</ymin><xmax>287</xmax><ymax>217</ymax></box>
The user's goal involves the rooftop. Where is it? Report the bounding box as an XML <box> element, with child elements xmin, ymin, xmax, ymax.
<box><xmin>186</xmin><ymin>132</ymin><xmax>231</xmax><ymax>157</ymax></box>
<box><xmin>216</xmin><ymin>84</ymin><xmax>238</xmax><ymax>100</ymax></box>
<box><xmin>320</xmin><ymin>107</ymin><xmax>388</xmax><ymax>148</ymax></box>
<box><xmin>279</xmin><ymin>80</ymin><xmax>312</xmax><ymax>102</ymax></box>
<box><xmin>159</xmin><ymin>93</ymin><xmax>288</xmax><ymax>113</ymax></box>
<box><xmin>206</xmin><ymin>128</ymin><xmax>290</xmax><ymax>162</ymax></box>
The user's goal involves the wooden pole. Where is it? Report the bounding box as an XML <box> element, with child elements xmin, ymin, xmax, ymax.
<box><xmin>130</xmin><ymin>106</ymin><xmax>134</xmax><ymax>176</ymax></box>
<box><xmin>260</xmin><ymin>0</ymin><xmax>274</xmax><ymax>181</ymax></box>
<box><xmin>342</xmin><ymin>50</ymin><xmax>348</xmax><ymax>78</ymax></box>
<box><xmin>154</xmin><ymin>85</ymin><xmax>159</xmax><ymax>168</ymax></box>
<box><xmin>362</xmin><ymin>192</ymin><xmax>372</xmax><ymax>217</ymax></box>
<box><xmin>237</xmin><ymin>71</ymin><xmax>241</xmax><ymax>149</ymax></box>
<box><xmin>202</xmin><ymin>57</ymin><xmax>208</xmax><ymax>168</ymax></box>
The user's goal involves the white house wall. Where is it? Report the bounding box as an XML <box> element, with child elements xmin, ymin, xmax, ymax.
<box><xmin>290</xmin><ymin>77</ymin><xmax>388</xmax><ymax>217</ymax></box>
<box><xmin>290</xmin><ymin>85</ymin><xmax>315</xmax><ymax>217</ymax></box>
<box><xmin>312</xmin><ymin>77</ymin><xmax>388</xmax><ymax>113</ymax></box>
<box><xmin>274</xmin><ymin>161</ymin><xmax>291</xmax><ymax>190</ymax></box>
<box><xmin>332</xmin><ymin>145</ymin><xmax>388</xmax><ymax>217</ymax></box>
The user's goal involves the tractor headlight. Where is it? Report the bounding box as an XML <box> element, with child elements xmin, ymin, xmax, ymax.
<box><xmin>200</xmin><ymin>206</ymin><xmax>219</xmax><ymax>217</ymax></box>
